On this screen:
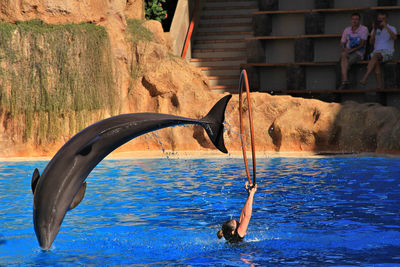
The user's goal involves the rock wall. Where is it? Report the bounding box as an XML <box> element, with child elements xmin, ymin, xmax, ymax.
<box><xmin>1</xmin><ymin>0</ymin><xmax>400</xmax><ymax>157</ymax></box>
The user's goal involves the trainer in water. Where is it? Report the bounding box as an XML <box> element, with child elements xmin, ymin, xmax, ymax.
<box><xmin>31</xmin><ymin>95</ymin><xmax>232</xmax><ymax>250</ymax></box>
<box><xmin>217</xmin><ymin>182</ymin><xmax>257</xmax><ymax>242</ymax></box>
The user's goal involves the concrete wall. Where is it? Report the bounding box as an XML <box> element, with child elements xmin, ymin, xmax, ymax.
<box><xmin>334</xmin><ymin>0</ymin><xmax>378</xmax><ymax>8</ymax></box>
<box><xmin>265</xmin><ymin>40</ymin><xmax>295</xmax><ymax>63</ymax></box>
<box><xmin>314</xmin><ymin>38</ymin><xmax>341</xmax><ymax>62</ymax></box>
<box><xmin>168</xmin><ymin>0</ymin><xmax>206</xmax><ymax>58</ymax></box>
<box><xmin>259</xmin><ymin>67</ymin><xmax>287</xmax><ymax>91</ymax></box>
<box><xmin>272</xmin><ymin>14</ymin><xmax>305</xmax><ymax>35</ymax></box>
<box><xmin>168</xmin><ymin>0</ymin><xmax>191</xmax><ymax>57</ymax></box>
<box><xmin>278</xmin><ymin>0</ymin><xmax>314</xmax><ymax>10</ymax></box>
<box><xmin>306</xmin><ymin>66</ymin><xmax>337</xmax><ymax>90</ymax></box>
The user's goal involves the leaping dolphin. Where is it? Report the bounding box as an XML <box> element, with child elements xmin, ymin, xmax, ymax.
<box><xmin>31</xmin><ymin>95</ymin><xmax>232</xmax><ymax>250</ymax></box>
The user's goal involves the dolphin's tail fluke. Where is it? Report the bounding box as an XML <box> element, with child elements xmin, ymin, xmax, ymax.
<box><xmin>200</xmin><ymin>94</ymin><xmax>232</xmax><ymax>153</ymax></box>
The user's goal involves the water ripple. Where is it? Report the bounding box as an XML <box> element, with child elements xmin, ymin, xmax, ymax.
<box><xmin>0</xmin><ymin>157</ymin><xmax>399</xmax><ymax>265</ymax></box>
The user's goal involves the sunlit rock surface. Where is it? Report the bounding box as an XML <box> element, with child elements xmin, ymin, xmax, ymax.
<box><xmin>1</xmin><ymin>0</ymin><xmax>399</xmax><ymax>157</ymax></box>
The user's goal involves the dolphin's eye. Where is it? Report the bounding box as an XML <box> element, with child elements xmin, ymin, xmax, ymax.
<box><xmin>79</xmin><ymin>145</ymin><xmax>92</xmax><ymax>156</ymax></box>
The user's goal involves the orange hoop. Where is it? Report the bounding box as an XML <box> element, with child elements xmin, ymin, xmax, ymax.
<box><xmin>238</xmin><ymin>69</ymin><xmax>256</xmax><ymax>186</ymax></box>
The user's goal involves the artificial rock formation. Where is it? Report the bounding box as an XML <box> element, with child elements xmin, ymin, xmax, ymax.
<box><xmin>1</xmin><ymin>0</ymin><xmax>400</xmax><ymax>157</ymax></box>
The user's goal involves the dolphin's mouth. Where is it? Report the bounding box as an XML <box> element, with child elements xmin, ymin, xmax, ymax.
<box><xmin>38</xmin><ymin>232</ymin><xmax>54</xmax><ymax>251</ymax></box>
<box><xmin>40</xmin><ymin>244</ymin><xmax>52</xmax><ymax>251</ymax></box>
<box><xmin>35</xmin><ymin>222</ymin><xmax>57</xmax><ymax>251</ymax></box>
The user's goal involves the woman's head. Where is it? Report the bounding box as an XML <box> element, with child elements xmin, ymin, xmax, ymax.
<box><xmin>217</xmin><ymin>219</ymin><xmax>238</xmax><ymax>241</ymax></box>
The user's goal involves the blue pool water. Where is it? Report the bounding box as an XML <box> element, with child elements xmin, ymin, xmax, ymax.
<box><xmin>0</xmin><ymin>156</ymin><xmax>399</xmax><ymax>266</ymax></box>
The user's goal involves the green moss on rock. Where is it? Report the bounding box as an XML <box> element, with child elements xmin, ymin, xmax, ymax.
<box><xmin>125</xmin><ymin>19</ymin><xmax>153</xmax><ymax>93</ymax></box>
<box><xmin>126</xmin><ymin>19</ymin><xmax>153</xmax><ymax>44</ymax></box>
<box><xmin>0</xmin><ymin>20</ymin><xmax>117</xmax><ymax>143</ymax></box>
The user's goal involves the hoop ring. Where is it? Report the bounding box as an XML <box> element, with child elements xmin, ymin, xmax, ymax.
<box><xmin>238</xmin><ymin>69</ymin><xmax>256</xmax><ymax>186</ymax></box>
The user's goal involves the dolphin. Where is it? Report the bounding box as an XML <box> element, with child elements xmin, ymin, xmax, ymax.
<box><xmin>31</xmin><ymin>94</ymin><xmax>232</xmax><ymax>250</ymax></box>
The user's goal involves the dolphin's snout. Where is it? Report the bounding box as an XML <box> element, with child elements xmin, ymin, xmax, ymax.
<box><xmin>39</xmin><ymin>234</ymin><xmax>52</xmax><ymax>251</ymax></box>
<box><xmin>34</xmin><ymin>215</ymin><xmax>58</xmax><ymax>251</ymax></box>
<box><xmin>37</xmin><ymin>227</ymin><xmax>57</xmax><ymax>251</ymax></box>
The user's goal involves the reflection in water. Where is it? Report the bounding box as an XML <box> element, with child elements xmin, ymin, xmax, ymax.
<box><xmin>0</xmin><ymin>235</ymin><xmax>6</xmax><ymax>246</ymax></box>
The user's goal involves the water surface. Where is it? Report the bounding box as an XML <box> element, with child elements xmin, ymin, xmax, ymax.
<box><xmin>0</xmin><ymin>156</ymin><xmax>399</xmax><ymax>265</ymax></box>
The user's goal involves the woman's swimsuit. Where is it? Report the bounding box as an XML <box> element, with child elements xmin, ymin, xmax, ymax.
<box><xmin>228</xmin><ymin>224</ymin><xmax>244</xmax><ymax>243</ymax></box>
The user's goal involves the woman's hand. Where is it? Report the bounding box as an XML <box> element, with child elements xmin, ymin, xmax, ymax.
<box><xmin>245</xmin><ymin>182</ymin><xmax>257</xmax><ymax>196</ymax></box>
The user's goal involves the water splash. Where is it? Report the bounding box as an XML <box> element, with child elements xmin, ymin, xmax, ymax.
<box><xmin>143</xmin><ymin>129</ymin><xmax>184</xmax><ymax>160</ymax></box>
<box><xmin>222</xmin><ymin>104</ymin><xmax>248</xmax><ymax>157</ymax></box>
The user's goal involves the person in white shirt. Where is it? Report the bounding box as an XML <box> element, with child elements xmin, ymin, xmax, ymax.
<box><xmin>360</xmin><ymin>11</ymin><xmax>397</xmax><ymax>89</ymax></box>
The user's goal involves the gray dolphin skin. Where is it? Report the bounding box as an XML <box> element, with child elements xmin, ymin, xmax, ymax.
<box><xmin>31</xmin><ymin>95</ymin><xmax>232</xmax><ymax>250</ymax></box>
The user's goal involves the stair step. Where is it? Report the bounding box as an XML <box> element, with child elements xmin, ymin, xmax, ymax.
<box><xmin>191</xmin><ymin>56</ymin><xmax>246</xmax><ymax>62</ymax></box>
<box><xmin>193</xmin><ymin>52</ymin><xmax>247</xmax><ymax>58</ymax></box>
<box><xmin>206</xmin><ymin>0</ymin><xmax>256</xmax><ymax>2</ymax></box>
<box><xmin>201</xmin><ymin>14</ymin><xmax>252</xmax><ymax>20</ymax></box>
<box><xmin>190</xmin><ymin>58</ymin><xmax>246</xmax><ymax>67</ymax></box>
<box><xmin>211</xmin><ymin>85</ymin><xmax>237</xmax><ymax>89</ymax></box>
<box><xmin>200</xmin><ymin>66</ymin><xmax>240</xmax><ymax>70</ymax></box>
<box><xmin>205</xmin><ymin>0</ymin><xmax>257</xmax><ymax>4</ymax></box>
<box><xmin>200</xmin><ymin>17</ymin><xmax>252</xmax><ymax>24</ymax></box>
<box><xmin>197</xmin><ymin>24</ymin><xmax>252</xmax><ymax>32</ymax></box>
<box><xmin>195</xmin><ymin>39</ymin><xmax>245</xmax><ymax>44</ymax></box>
<box><xmin>200</xmin><ymin>66</ymin><xmax>241</xmax><ymax>75</ymax></box>
<box><xmin>199</xmin><ymin>22</ymin><xmax>252</xmax><ymax>28</ymax></box>
<box><xmin>193</xmin><ymin>48</ymin><xmax>246</xmax><ymax>59</ymax></box>
<box><xmin>203</xmin><ymin>10</ymin><xmax>258</xmax><ymax>16</ymax></box>
<box><xmin>210</xmin><ymin>84</ymin><xmax>238</xmax><ymax>93</ymax></box>
<box><xmin>195</xmin><ymin>32</ymin><xmax>252</xmax><ymax>40</ymax></box>
<box><xmin>194</xmin><ymin>43</ymin><xmax>246</xmax><ymax>49</ymax></box>
<box><xmin>194</xmin><ymin>39</ymin><xmax>246</xmax><ymax>49</ymax></box>
<box><xmin>204</xmin><ymin>5</ymin><xmax>258</xmax><ymax>10</ymax></box>
<box><xmin>197</xmin><ymin>31</ymin><xmax>252</xmax><ymax>36</ymax></box>
<box><xmin>208</xmin><ymin>79</ymin><xmax>238</xmax><ymax>87</ymax></box>
<box><xmin>205</xmin><ymin>2</ymin><xmax>257</xmax><ymax>9</ymax></box>
<box><xmin>208</xmin><ymin>75</ymin><xmax>238</xmax><ymax>80</ymax></box>
<box><xmin>192</xmin><ymin>0</ymin><xmax>254</xmax><ymax>94</ymax></box>
<box><xmin>193</xmin><ymin>48</ymin><xmax>246</xmax><ymax>53</ymax></box>
<box><xmin>201</xmin><ymin>68</ymin><xmax>241</xmax><ymax>76</ymax></box>
<box><xmin>191</xmin><ymin>61</ymin><xmax>246</xmax><ymax>67</ymax></box>
<box><xmin>200</xmin><ymin>67</ymin><xmax>241</xmax><ymax>77</ymax></box>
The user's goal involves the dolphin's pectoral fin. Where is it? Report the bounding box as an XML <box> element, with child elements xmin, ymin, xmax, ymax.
<box><xmin>77</xmin><ymin>136</ymin><xmax>100</xmax><ymax>156</ymax></box>
<box><xmin>31</xmin><ymin>168</ymin><xmax>40</xmax><ymax>194</ymax></box>
<box><xmin>68</xmin><ymin>182</ymin><xmax>87</xmax><ymax>211</ymax></box>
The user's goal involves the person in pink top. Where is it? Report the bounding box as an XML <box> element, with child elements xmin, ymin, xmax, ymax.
<box><xmin>360</xmin><ymin>11</ymin><xmax>397</xmax><ymax>89</ymax></box>
<box><xmin>339</xmin><ymin>13</ymin><xmax>369</xmax><ymax>89</ymax></box>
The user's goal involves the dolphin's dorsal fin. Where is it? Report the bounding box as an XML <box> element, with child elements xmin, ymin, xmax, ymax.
<box><xmin>68</xmin><ymin>182</ymin><xmax>87</xmax><ymax>211</ymax></box>
<box><xmin>77</xmin><ymin>136</ymin><xmax>100</xmax><ymax>156</ymax></box>
<box><xmin>31</xmin><ymin>168</ymin><xmax>40</xmax><ymax>194</ymax></box>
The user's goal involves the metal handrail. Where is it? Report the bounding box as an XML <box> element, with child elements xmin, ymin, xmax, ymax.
<box><xmin>181</xmin><ymin>0</ymin><xmax>200</xmax><ymax>58</ymax></box>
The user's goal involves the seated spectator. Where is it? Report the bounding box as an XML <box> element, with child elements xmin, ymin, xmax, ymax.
<box><xmin>360</xmin><ymin>11</ymin><xmax>397</xmax><ymax>89</ymax></box>
<box><xmin>339</xmin><ymin>13</ymin><xmax>369</xmax><ymax>90</ymax></box>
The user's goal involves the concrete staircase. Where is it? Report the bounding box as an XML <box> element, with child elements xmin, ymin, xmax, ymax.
<box><xmin>190</xmin><ymin>0</ymin><xmax>258</xmax><ymax>93</ymax></box>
